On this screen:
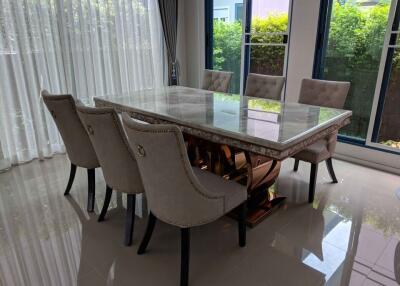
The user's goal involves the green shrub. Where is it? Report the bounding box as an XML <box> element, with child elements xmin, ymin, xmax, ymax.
<box><xmin>250</xmin><ymin>14</ymin><xmax>288</xmax><ymax>76</ymax></box>
<box><xmin>213</xmin><ymin>20</ymin><xmax>243</xmax><ymax>93</ymax></box>
<box><xmin>327</xmin><ymin>2</ymin><xmax>390</xmax><ymax>66</ymax></box>
<box><xmin>324</xmin><ymin>2</ymin><xmax>390</xmax><ymax>139</ymax></box>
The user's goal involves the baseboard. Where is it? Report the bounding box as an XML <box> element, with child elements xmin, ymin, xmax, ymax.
<box><xmin>334</xmin><ymin>142</ymin><xmax>400</xmax><ymax>176</ymax></box>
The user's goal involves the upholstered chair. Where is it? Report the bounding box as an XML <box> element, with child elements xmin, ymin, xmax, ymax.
<box><xmin>190</xmin><ymin>69</ymin><xmax>233</xmax><ymax>166</ymax></box>
<box><xmin>201</xmin><ymin>69</ymin><xmax>233</xmax><ymax>93</ymax></box>
<box><xmin>76</xmin><ymin>105</ymin><xmax>144</xmax><ymax>246</ymax></box>
<box><xmin>244</xmin><ymin>73</ymin><xmax>285</xmax><ymax>100</ymax></box>
<box><xmin>122</xmin><ymin>113</ymin><xmax>247</xmax><ymax>286</ymax></box>
<box><xmin>217</xmin><ymin>73</ymin><xmax>285</xmax><ymax>191</ymax></box>
<box><xmin>293</xmin><ymin>79</ymin><xmax>350</xmax><ymax>203</ymax></box>
<box><xmin>41</xmin><ymin>90</ymin><xmax>100</xmax><ymax>212</ymax></box>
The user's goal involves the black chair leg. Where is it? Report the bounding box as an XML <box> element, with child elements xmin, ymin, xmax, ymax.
<box><xmin>64</xmin><ymin>164</ymin><xmax>77</xmax><ymax>195</ymax></box>
<box><xmin>187</xmin><ymin>143</ymin><xmax>197</xmax><ymax>165</ymax></box>
<box><xmin>293</xmin><ymin>159</ymin><xmax>300</xmax><ymax>172</ymax></box>
<box><xmin>87</xmin><ymin>169</ymin><xmax>96</xmax><ymax>212</ymax></box>
<box><xmin>309</xmin><ymin>163</ymin><xmax>318</xmax><ymax>203</ymax></box>
<box><xmin>98</xmin><ymin>186</ymin><xmax>113</xmax><ymax>222</ymax></box>
<box><xmin>238</xmin><ymin>202</ymin><xmax>247</xmax><ymax>247</ymax></box>
<box><xmin>137</xmin><ymin>212</ymin><xmax>157</xmax><ymax>254</ymax></box>
<box><xmin>325</xmin><ymin>158</ymin><xmax>338</xmax><ymax>183</ymax></box>
<box><xmin>124</xmin><ymin>194</ymin><xmax>136</xmax><ymax>246</ymax></box>
<box><xmin>180</xmin><ymin>228</ymin><xmax>190</xmax><ymax>286</ymax></box>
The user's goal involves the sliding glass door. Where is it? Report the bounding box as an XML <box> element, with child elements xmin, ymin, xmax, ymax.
<box><xmin>205</xmin><ymin>0</ymin><xmax>292</xmax><ymax>95</ymax></box>
<box><xmin>315</xmin><ymin>0</ymin><xmax>400</xmax><ymax>153</ymax></box>
<box><xmin>314</xmin><ymin>0</ymin><xmax>391</xmax><ymax>142</ymax></box>
<box><xmin>368</xmin><ymin>0</ymin><xmax>400</xmax><ymax>151</ymax></box>
<box><xmin>243</xmin><ymin>0</ymin><xmax>292</xmax><ymax>93</ymax></box>
<box><xmin>206</xmin><ymin>0</ymin><xmax>244</xmax><ymax>93</ymax></box>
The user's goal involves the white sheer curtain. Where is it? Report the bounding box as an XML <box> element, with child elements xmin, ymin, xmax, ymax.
<box><xmin>0</xmin><ymin>0</ymin><xmax>166</xmax><ymax>171</ymax></box>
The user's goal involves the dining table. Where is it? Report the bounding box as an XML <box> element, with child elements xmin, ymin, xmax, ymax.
<box><xmin>94</xmin><ymin>86</ymin><xmax>352</xmax><ymax>226</ymax></box>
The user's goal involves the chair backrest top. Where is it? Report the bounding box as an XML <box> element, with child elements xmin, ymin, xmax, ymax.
<box><xmin>298</xmin><ymin>78</ymin><xmax>350</xmax><ymax>109</ymax></box>
<box><xmin>41</xmin><ymin>90</ymin><xmax>99</xmax><ymax>169</ymax></box>
<box><xmin>203</xmin><ymin>69</ymin><xmax>233</xmax><ymax>75</ymax></box>
<box><xmin>245</xmin><ymin>73</ymin><xmax>285</xmax><ymax>100</ymax></box>
<box><xmin>122</xmin><ymin>113</ymin><xmax>226</xmax><ymax>227</ymax></box>
<box><xmin>42</xmin><ymin>90</ymin><xmax>73</xmax><ymax>100</ymax></box>
<box><xmin>202</xmin><ymin>69</ymin><xmax>233</xmax><ymax>93</ymax></box>
<box><xmin>76</xmin><ymin>105</ymin><xmax>143</xmax><ymax>194</ymax></box>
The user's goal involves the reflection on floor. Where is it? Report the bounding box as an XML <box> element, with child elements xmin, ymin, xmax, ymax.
<box><xmin>0</xmin><ymin>155</ymin><xmax>399</xmax><ymax>286</ymax></box>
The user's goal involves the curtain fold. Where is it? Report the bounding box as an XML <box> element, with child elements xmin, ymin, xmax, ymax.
<box><xmin>0</xmin><ymin>0</ymin><xmax>166</xmax><ymax>171</ymax></box>
<box><xmin>158</xmin><ymin>0</ymin><xmax>178</xmax><ymax>85</ymax></box>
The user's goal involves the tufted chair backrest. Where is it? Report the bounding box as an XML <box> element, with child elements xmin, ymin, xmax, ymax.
<box><xmin>76</xmin><ymin>105</ymin><xmax>144</xmax><ymax>194</ymax></box>
<box><xmin>122</xmin><ymin>113</ymin><xmax>226</xmax><ymax>228</ymax></box>
<box><xmin>201</xmin><ymin>69</ymin><xmax>233</xmax><ymax>93</ymax></box>
<box><xmin>41</xmin><ymin>90</ymin><xmax>99</xmax><ymax>169</ymax></box>
<box><xmin>298</xmin><ymin>79</ymin><xmax>350</xmax><ymax>109</ymax></box>
<box><xmin>244</xmin><ymin>73</ymin><xmax>285</xmax><ymax>100</ymax></box>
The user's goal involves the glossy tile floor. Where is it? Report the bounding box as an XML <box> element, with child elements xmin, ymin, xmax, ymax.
<box><xmin>0</xmin><ymin>155</ymin><xmax>399</xmax><ymax>286</ymax></box>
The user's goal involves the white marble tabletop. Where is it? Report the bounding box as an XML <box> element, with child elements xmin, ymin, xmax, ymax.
<box><xmin>94</xmin><ymin>86</ymin><xmax>352</xmax><ymax>160</ymax></box>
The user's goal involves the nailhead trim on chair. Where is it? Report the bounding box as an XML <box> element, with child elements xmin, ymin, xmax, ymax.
<box><xmin>124</xmin><ymin>116</ymin><xmax>228</xmax><ymax>228</ymax></box>
<box><xmin>79</xmin><ymin>106</ymin><xmax>139</xmax><ymax>165</ymax></box>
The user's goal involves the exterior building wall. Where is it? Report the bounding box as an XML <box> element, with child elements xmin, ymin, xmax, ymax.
<box><xmin>213</xmin><ymin>0</ymin><xmax>289</xmax><ymax>23</ymax></box>
<box><xmin>213</xmin><ymin>0</ymin><xmax>243</xmax><ymax>22</ymax></box>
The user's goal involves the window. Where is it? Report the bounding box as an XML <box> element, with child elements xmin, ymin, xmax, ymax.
<box><xmin>235</xmin><ymin>3</ymin><xmax>244</xmax><ymax>21</ymax></box>
<box><xmin>370</xmin><ymin>2</ymin><xmax>400</xmax><ymax>151</ymax></box>
<box><xmin>207</xmin><ymin>1</ymin><xmax>244</xmax><ymax>93</ymax></box>
<box><xmin>205</xmin><ymin>0</ymin><xmax>293</xmax><ymax>96</ymax></box>
<box><xmin>244</xmin><ymin>0</ymin><xmax>291</xmax><ymax>83</ymax></box>
<box><xmin>314</xmin><ymin>0</ymin><xmax>400</xmax><ymax>153</ymax></box>
<box><xmin>314</xmin><ymin>1</ymin><xmax>390</xmax><ymax>141</ymax></box>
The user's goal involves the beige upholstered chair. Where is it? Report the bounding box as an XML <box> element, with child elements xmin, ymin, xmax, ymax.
<box><xmin>76</xmin><ymin>105</ymin><xmax>144</xmax><ymax>246</ymax></box>
<box><xmin>191</xmin><ymin>69</ymin><xmax>233</xmax><ymax>166</ymax></box>
<box><xmin>201</xmin><ymin>69</ymin><xmax>233</xmax><ymax>93</ymax></box>
<box><xmin>293</xmin><ymin>79</ymin><xmax>350</xmax><ymax>203</ymax></box>
<box><xmin>218</xmin><ymin>73</ymin><xmax>285</xmax><ymax>191</ymax></box>
<box><xmin>41</xmin><ymin>90</ymin><xmax>100</xmax><ymax>212</ymax></box>
<box><xmin>122</xmin><ymin>113</ymin><xmax>247</xmax><ymax>286</ymax></box>
<box><xmin>245</xmin><ymin>73</ymin><xmax>285</xmax><ymax>100</ymax></box>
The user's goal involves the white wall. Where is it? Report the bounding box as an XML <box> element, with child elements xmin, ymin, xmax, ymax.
<box><xmin>285</xmin><ymin>0</ymin><xmax>321</xmax><ymax>102</ymax></box>
<box><xmin>177</xmin><ymin>0</ymin><xmax>205</xmax><ymax>88</ymax></box>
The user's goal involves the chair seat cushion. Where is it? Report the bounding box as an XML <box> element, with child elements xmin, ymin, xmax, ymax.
<box><xmin>293</xmin><ymin>139</ymin><xmax>331</xmax><ymax>163</ymax></box>
<box><xmin>193</xmin><ymin>168</ymin><xmax>247</xmax><ymax>213</ymax></box>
